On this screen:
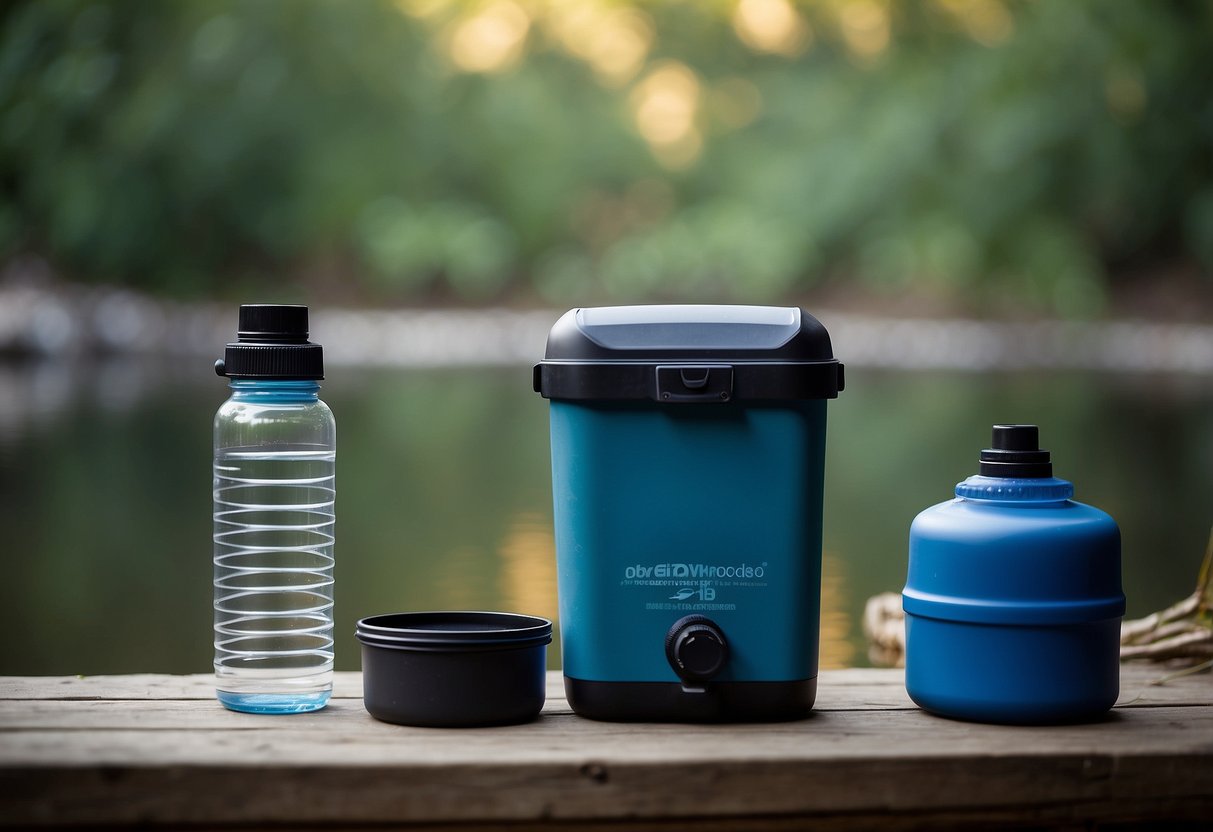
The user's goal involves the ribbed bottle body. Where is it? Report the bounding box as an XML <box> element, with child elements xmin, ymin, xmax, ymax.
<box><xmin>213</xmin><ymin>381</ymin><xmax>335</xmax><ymax>714</ymax></box>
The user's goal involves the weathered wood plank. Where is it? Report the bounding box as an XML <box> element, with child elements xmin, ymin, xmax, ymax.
<box><xmin>0</xmin><ymin>673</ymin><xmax>365</xmax><ymax>701</ymax></box>
<box><xmin>0</xmin><ymin>664</ymin><xmax>1202</xmax><ymax>708</ymax></box>
<box><xmin>0</xmin><ymin>666</ymin><xmax>1209</xmax><ymax>829</ymax></box>
<box><xmin>3</xmin><ymin>701</ymin><xmax>1212</xmax><ymax>764</ymax></box>
<box><xmin>1</xmin><ymin>733</ymin><xmax>1209</xmax><ymax>827</ymax></box>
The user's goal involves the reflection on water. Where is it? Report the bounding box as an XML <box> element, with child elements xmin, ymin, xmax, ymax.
<box><xmin>820</xmin><ymin>552</ymin><xmax>855</xmax><ymax>670</ymax></box>
<box><xmin>433</xmin><ymin>546</ymin><xmax>490</xmax><ymax>612</ymax></box>
<box><xmin>0</xmin><ymin>359</ymin><xmax>1209</xmax><ymax>676</ymax></box>
<box><xmin>498</xmin><ymin>512</ymin><xmax>559</xmax><ymax>625</ymax></box>
<box><xmin>0</xmin><ymin>361</ymin><xmax>75</xmax><ymax>441</ymax></box>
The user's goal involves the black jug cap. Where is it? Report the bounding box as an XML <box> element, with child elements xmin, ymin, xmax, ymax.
<box><xmin>979</xmin><ymin>424</ymin><xmax>1053</xmax><ymax>478</ymax></box>
<box><xmin>215</xmin><ymin>304</ymin><xmax>324</xmax><ymax>380</ymax></box>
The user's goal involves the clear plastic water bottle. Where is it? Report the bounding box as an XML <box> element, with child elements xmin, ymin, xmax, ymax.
<box><xmin>213</xmin><ymin>304</ymin><xmax>335</xmax><ymax>714</ymax></box>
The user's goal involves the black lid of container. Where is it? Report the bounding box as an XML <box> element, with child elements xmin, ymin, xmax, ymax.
<box><xmin>534</xmin><ymin>305</ymin><xmax>843</xmax><ymax>403</ymax></box>
<box><xmin>214</xmin><ymin>304</ymin><xmax>324</xmax><ymax>380</ymax></box>
<box><xmin>355</xmin><ymin>611</ymin><xmax>553</xmax><ymax>652</ymax></box>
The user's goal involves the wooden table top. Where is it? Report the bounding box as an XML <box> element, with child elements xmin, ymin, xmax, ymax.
<box><xmin>2</xmin><ymin>665</ymin><xmax>1210</xmax><ymax>830</ymax></box>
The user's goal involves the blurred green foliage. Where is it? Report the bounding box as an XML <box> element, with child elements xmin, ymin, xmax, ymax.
<box><xmin>0</xmin><ymin>0</ymin><xmax>1210</xmax><ymax>313</ymax></box>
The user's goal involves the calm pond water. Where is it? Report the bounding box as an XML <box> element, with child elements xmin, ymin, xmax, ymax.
<box><xmin>1</xmin><ymin>359</ymin><xmax>1209</xmax><ymax>675</ymax></box>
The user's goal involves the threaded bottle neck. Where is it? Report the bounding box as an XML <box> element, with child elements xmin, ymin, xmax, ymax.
<box><xmin>229</xmin><ymin>379</ymin><xmax>321</xmax><ymax>403</ymax></box>
<box><xmin>954</xmin><ymin>475</ymin><xmax>1074</xmax><ymax>504</ymax></box>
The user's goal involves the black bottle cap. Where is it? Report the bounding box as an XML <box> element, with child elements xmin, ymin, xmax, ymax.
<box><xmin>979</xmin><ymin>424</ymin><xmax>1052</xmax><ymax>478</ymax></box>
<box><xmin>237</xmin><ymin>304</ymin><xmax>310</xmax><ymax>342</ymax></box>
<box><xmin>214</xmin><ymin>304</ymin><xmax>324</xmax><ymax>380</ymax></box>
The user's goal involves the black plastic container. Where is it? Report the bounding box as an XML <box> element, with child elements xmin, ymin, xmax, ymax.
<box><xmin>356</xmin><ymin>612</ymin><xmax>552</xmax><ymax>727</ymax></box>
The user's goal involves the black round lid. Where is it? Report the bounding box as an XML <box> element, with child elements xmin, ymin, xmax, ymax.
<box><xmin>215</xmin><ymin>304</ymin><xmax>324</xmax><ymax>380</ymax></box>
<box><xmin>979</xmin><ymin>424</ymin><xmax>1053</xmax><ymax>478</ymax></box>
<box><xmin>355</xmin><ymin>611</ymin><xmax>553</xmax><ymax>652</ymax></box>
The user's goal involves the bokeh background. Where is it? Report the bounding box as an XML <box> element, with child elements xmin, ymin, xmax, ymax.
<box><xmin>4</xmin><ymin>0</ymin><xmax>1213</xmax><ymax>309</ymax></box>
<box><xmin>1</xmin><ymin>0</ymin><xmax>1211</xmax><ymax>676</ymax></box>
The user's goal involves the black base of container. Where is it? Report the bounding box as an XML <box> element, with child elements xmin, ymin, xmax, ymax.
<box><xmin>564</xmin><ymin>676</ymin><xmax>816</xmax><ymax>723</ymax></box>
<box><xmin>361</xmin><ymin>643</ymin><xmax>546</xmax><ymax>728</ymax></box>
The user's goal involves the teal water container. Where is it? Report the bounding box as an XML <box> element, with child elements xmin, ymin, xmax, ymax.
<box><xmin>903</xmin><ymin>425</ymin><xmax>1125</xmax><ymax>724</ymax></box>
<box><xmin>533</xmin><ymin>306</ymin><xmax>844</xmax><ymax>721</ymax></box>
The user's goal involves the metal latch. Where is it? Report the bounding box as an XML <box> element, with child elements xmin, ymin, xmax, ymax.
<box><xmin>654</xmin><ymin>365</ymin><xmax>734</xmax><ymax>403</ymax></box>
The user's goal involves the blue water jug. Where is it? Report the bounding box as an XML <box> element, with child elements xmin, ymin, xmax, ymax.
<box><xmin>903</xmin><ymin>425</ymin><xmax>1125</xmax><ymax>724</ymax></box>
<box><xmin>534</xmin><ymin>306</ymin><xmax>844</xmax><ymax>721</ymax></box>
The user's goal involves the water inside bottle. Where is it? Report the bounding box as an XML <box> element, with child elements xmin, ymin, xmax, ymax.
<box><xmin>213</xmin><ymin>447</ymin><xmax>334</xmax><ymax>713</ymax></box>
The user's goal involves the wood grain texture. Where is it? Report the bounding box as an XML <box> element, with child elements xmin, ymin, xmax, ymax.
<box><xmin>0</xmin><ymin>664</ymin><xmax>1198</xmax><ymax>707</ymax></box>
<box><xmin>0</xmin><ymin>666</ymin><xmax>1209</xmax><ymax>830</ymax></box>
